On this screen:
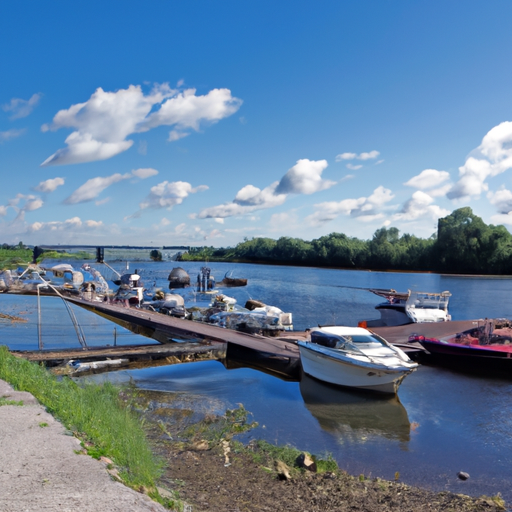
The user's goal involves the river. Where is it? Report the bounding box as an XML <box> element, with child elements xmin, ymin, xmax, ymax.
<box><xmin>1</xmin><ymin>260</ymin><xmax>512</xmax><ymax>503</ymax></box>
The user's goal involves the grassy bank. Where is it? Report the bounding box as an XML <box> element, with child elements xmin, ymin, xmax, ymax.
<box><xmin>0</xmin><ymin>248</ymin><xmax>94</xmax><ymax>270</ymax></box>
<box><xmin>0</xmin><ymin>247</ymin><xmax>33</xmax><ymax>270</ymax></box>
<box><xmin>1</xmin><ymin>348</ymin><xmax>507</xmax><ymax>511</ymax></box>
<box><xmin>0</xmin><ymin>346</ymin><xmax>163</xmax><ymax>494</ymax></box>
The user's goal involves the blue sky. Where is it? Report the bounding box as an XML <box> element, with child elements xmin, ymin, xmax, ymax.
<box><xmin>2</xmin><ymin>1</ymin><xmax>512</xmax><ymax>247</ymax></box>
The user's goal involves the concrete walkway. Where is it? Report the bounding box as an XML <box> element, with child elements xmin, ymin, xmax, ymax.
<box><xmin>0</xmin><ymin>379</ymin><xmax>167</xmax><ymax>512</ymax></box>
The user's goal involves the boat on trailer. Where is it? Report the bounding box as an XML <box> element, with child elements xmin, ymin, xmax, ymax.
<box><xmin>297</xmin><ymin>325</ymin><xmax>418</xmax><ymax>394</ymax></box>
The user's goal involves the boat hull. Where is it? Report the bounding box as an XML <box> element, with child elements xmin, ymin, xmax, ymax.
<box><xmin>298</xmin><ymin>343</ymin><xmax>415</xmax><ymax>394</ymax></box>
<box><xmin>418</xmin><ymin>339</ymin><xmax>512</xmax><ymax>373</ymax></box>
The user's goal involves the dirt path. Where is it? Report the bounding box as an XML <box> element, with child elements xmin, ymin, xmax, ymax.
<box><xmin>0</xmin><ymin>379</ymin><xmax>165</xmax><ymax>512</ymax></box>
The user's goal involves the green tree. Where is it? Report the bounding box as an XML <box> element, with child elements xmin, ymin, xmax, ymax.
<box><xmin>435</xmin><ymin>207</ymin><xmax>490</xmax><ymax>273</ymax></box>
<box><xmin>149</xmin><ymin>249</ymin><xmax>162</xmax><ymax>261</ymax></box>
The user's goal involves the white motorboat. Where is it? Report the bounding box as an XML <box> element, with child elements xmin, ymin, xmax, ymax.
<box><xmin>297</xmin><ymin>326</ymin><xmax>418</xmax><ymax>394</ymax></box>
<box><xmin>364</xmin><ymin>289</ymin><xmax>451</xmax><ymax>327</ymax></box>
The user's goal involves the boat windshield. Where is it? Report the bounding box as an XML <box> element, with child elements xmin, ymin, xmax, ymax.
<box><xmin>311</xmin><ymin>331</ymin><xmax>388</xmax><ymax>354</ymax></box>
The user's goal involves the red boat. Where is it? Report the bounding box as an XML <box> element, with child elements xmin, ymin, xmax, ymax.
<box><xmin>410</xmin><ymin>319</ymin><xmax>512</xmax><ymax>373</ymax></box>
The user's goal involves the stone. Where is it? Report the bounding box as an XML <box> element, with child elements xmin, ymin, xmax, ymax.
<box><xmin>275</xmin><ymin>460</ymin><xmax>292</xmax><ymax>480</ymax></box>
<box><xmin>296</xmin><ymin>453</ymin><xmax>317</xmax><ymax>472</ymax></box>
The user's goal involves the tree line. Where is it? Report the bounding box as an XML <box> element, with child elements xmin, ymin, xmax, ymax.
<box><xmin>181</xmin><ymin>207</ymin><xmax>512</xmax><ymax>275</ymax></box>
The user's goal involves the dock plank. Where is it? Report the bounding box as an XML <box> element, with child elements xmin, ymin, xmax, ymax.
<box><xmin>64</xmin><ymin>297</ymin><xmax>301</xmax><ymax>360</ymax></box>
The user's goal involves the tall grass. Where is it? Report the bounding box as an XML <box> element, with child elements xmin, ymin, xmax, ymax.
<box><xmin>0</xmin><ymin>248</ymin><xmax>32</xmax><ymax>270</ymax></box>
<box><xmin>0</xmin><ymin>346</ymin><xmax>162</xmax><ymax>489</ymax></box>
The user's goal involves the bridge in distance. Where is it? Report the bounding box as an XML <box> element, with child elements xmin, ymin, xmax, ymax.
<box><xmin>33</xmin><ymin>245</ymin><xmax>190</xmax><ymax>262</ymax></box>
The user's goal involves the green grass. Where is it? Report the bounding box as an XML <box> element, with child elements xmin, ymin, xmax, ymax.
<box><xmin>248</xmin><ymin>439</ymin><xmax>339</xmax><ymax>475</ymax></box>
<box><xmin>182</xmin><ymin>403</ymin><xmax>258</xmax><ymax>444</ymax></box>
<box><xmin>0</xmin><ymin>248</ymin><xmax>32</xmax><ymax>270</ymax></box>
<box><xmin>38</xmin><ymin>250</ymin><xmax>93</xmax><ymax>261</ymax></box>
<box><xmin>0</xmin><ymin>248</ymin><xmax>94</xmax><ymax>271</ymax></box>
<box><xmin>0</xmin><ymin>397</ymin><xmax>24</xmax><ymax>406</ymax></box>
<box><xmin>0</xmin><ymin>346</ymin><xmax>162</xmax><ymax>490</ymax></box>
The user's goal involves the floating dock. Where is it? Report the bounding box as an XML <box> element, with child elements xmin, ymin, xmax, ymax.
<box><xmin>64</xmin><ymin>296</ymin><xmax>302</xmax><ymax>359</ymax></box>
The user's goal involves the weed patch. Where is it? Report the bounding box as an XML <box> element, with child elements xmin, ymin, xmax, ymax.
<box><xmin>0</xmin><ymin>346</ymin><xmax>162</xmax><ymax>491</ymax></box>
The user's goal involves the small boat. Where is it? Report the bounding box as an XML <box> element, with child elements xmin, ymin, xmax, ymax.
<box><xmin>168</xmin><ymin>267</ymin><xmax>191</xmax><ymax>289</ymax></box>
<box><xmin>190</xmin><ymin>294</ymin><xmax>293</xmax><ymax>335</ymax></box>
<box><xmin>364</xmin><ymin>289</ymin><xmax>451</xmax><ymax>327</ymax></box>
<box><xmin>297</xmin><ymin>325</ymin><xmax>418</xmax><ymax>394</ymax></box>
<box><xmin>410</xmin><ymin>319</ymin><xmax>512</xmax><ymax>373</ymax></box>
<box><xmin>218</xmin><ymin>272</ymin><xmax>248</xmax><ymax>287</ymax></box>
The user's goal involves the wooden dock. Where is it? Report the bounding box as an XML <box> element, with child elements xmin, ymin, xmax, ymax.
<box><xmin>12</xmin><ymin>342</ymin><xmax>227</xmax><ymax>376</ymax></box>
<box><xmin>14</xmin><ymin>295</ymin><xmax>486</xmax><ymax>377</ymax></box>
<box><xmin>64</xmin><ymin>296</ymin><xmax>302</xmax><ymax>360</ymax></box>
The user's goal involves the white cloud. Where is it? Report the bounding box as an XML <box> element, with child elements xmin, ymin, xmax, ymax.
<box><xmin>138</xmin><ymin>140</ymin><xmax>147</xmax><ymax>155</ymax></box>
<box><xmin>346</xmin><ymin>163</ymin><xmax>362</xmax><ymax>170</ymax></box>
<box><xmin>358</xmin><ymin>150</ymin><xmax>380</xmax><ymax>160</ymax></box>
<box><xmin>131</xmin><ymin>167</ymin><xmax>159</xmax><ymax>179</ymax></box>
<box><xmin>85</xmin><ymin>220</ymin><xmax>104</xmax><ymax>228</ymax></box>
<box><xmin>2</xmin><ymin>194</ymin><xmax>44</xmax><ymax>220</ymax></box>
<box><xmin>393</xmin><ymin>191</ymin><xmax>450</xmax><ymax>221</ymax></box>
<box><xmin>335</xmin><ymin>152</ymin><xmax>357</xmax><ymax>161</ymax></box>
<box><xmin>41</xmin><ymin>83</ymin><xmax>242</xmax><ymax>166</ymax></box>
<box><xmin>305</xmin><ymin>198</ymin><xmax>367</xmax><ymax>224</ymax></box>
<box><xmin>203</xmin><ymin>229</ymin><xmax>224</xmax><ymax>240</ymax></box>
<box><xmin>448</xmin><ymin>121</ymin><xmax>512</xmax><ymax>200</ymax></box>
<box><xmin>0</xmin><ymin>128</ymin><xmax>26</xmax><ymax>142</ymax></box>
<box><xmin>275</xmin><ymin>159</ymin><xmax>334</xmax><ymax>195</ymax></box>
<box><xmin>2</xmin><ymin>93</ymin><xmax>42</xmax><ymax>119</ymax></box>
<box><xmin>35</xmin><ymin>177</ymin><xmax>65</xmax><ymax>193</ymax></box>
<box><xmin>305</xmin><ymin>186</ymin><xmax>394</xmax><ymax>225</ymax></box>
<box><xmin>140</xmin><ymin>87</ymin><xmax>242</xmax><ymax>134</ymax></box>
<box><xmin>28</xmin><ymin>216</ymin><xmax>83</xmax><ymax>232</ymax></box>
<box><xmin>199</xmin><ymin>182</ymin><xmax>287</xmax><ymax>219</ymax></box>
<box><xmin>487</xmin><ymin>188</ymin><xmax>512</xmax><ymax>214</ymax></box>
<box><xmin>404</xmin><ymin>169</ymin><xmax>450</xmax><ymax>190</ymax></box>
<box><xmin>357</xmin><ymin>213</ymin><xmax>385</xmax><ymax>223</ymax></box>
<box><xmin>64</xmin><ymin>173</ymin><xmax>130</xmax><ymax>204</ymax></box>
<box><xmin>198</xmin><ymin>159</ymin><xmax>333</xmax><ymax>219</ymax></box>
<box><xmin>447</xmin><ymin>157</ymin><xmax>491</xmax><ymax>200</ymax></box>
<box><xmin>139</xmin><ymin>181</ymin><xmax>208</xmax><ymax>211</ymax></box>
<box><xmin>64</xmin><ymin>168</ymin><xmax>158</xmax><ymax>205</ymax></box>
<box><xmin>490</xmin><ymin>213</ymin><xmax>512</xmax><ymax>226</ymax></box>
<box><xmin>269</xmin><ymin>211</ymin><xmax>299</xmax><ymax>230</ymax></box>
<box><xmin>24</xmin><ymin>197</ymin><xmax>44</xmax><ymax>212</ymax></box>
<box><xmin>335</xmin><ymin>150</ymin><xmax>380</xmax><ymax>162</ymax></box>
<box><xmin>428</xmin><ymin>184</ymin><xmax>453</xmax><ymax>197</ymax></box>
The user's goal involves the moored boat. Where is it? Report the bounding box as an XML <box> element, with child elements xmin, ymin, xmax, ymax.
<box><xmin>410</xmin><ymin>319</ymin><xmax>512</xmax><ymax>373</ymax></box>
<box><xmin>297</xmin><ymin>325</ymin><xmax>418</xmax><ymax>394</ymax></box>
<box><xmin>363</xmin><ymin>289</ymin><xmax>451</xmax><ymax>327</ymax></box>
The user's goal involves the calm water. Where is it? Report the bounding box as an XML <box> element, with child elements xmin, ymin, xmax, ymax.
<box><xmin>1</xmin><ymin>260</ymin><xmax>512</xmax><ymax>503</ymax></box>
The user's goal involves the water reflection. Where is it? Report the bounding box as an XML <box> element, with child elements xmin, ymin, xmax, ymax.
<box><xmin>299</xmin><ymin>375</ymin><xmax>411</xmax><ymax>443</ymax></box>
<box><xmin>223</xmin><ymin>345</ymin><xmax>412</xmax><ymax>445</ymax></box>
<box><xmin>222</xmin><ymin>344</ymin><xmax>301</xmax><ymax>381</ymax></box>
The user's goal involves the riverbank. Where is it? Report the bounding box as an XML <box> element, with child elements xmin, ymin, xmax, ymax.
<box><xmin>0</xmin><ymin>378</ymin><xmax>166</xmax><ymax>512</ymax></box>
<box><xmin>141</xmin><ymin>396</ymin><xmax>508</xmax><ymax>512</ymax></box>
<box><xmin>1</xmin><ymin>376</ymin><xmax>506</xmax><ymax>512</ymax></box>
